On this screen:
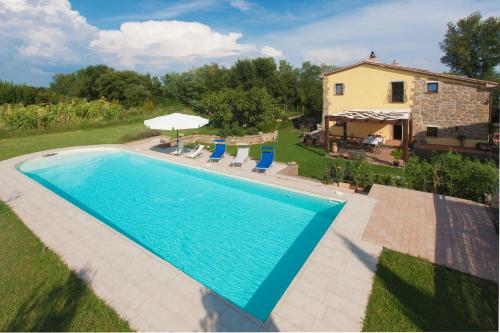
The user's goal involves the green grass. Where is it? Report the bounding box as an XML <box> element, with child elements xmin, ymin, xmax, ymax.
<box><xmin>363</xmin><ymin>249</ymin><xmax>498</xmax><ymax>332</ymax></box>
<box><xmin>0</xmin><ymin>202</ymin><xmax>132</xmax><ymax>331</ymax></box>
<box><xmin>0</xmin><ymin>122</ymin><xmax>220</xmax><ymax>162</ymax></box>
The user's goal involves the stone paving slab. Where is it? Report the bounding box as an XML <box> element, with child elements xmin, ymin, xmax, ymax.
<box><xmin>363</xmin><ymin>184</ymin><xmax>498</xmax><ymax>282</ymax></box>
<box><xmin>0</xmin><ymin>144</ymin><xmax>381</xmax><ymax>331</ymax></box>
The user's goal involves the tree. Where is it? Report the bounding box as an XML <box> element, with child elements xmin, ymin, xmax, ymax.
<box><xmin>163</xmin><ymin>57</ymin><xmax>337</xmax><ymax>121</ymax></box>
<box><xmin>50</xmin><ymin>65</ymin><xmax>162</xmax><ymax>107</ymax></box>
<box><xmin>50</xmin><ymin>65</ymin><xmax>113</xmax><ymax>99</ymax></box>
<box><xmin>277</xmin><ymin>60</ymin><xmax>300</xmax><ymax>112</ymax></box>
<box><xmin>194</xmin><ymin>87</ymin><xmax>280</xmax><ymax>131</ymax></box>
<box><xmin>297</xmin><ymin>61</ymin><xmax>324</xmax><ymax>118</ymax></box>
<box><xmin>440</xmin><ymin>12</ymin><xmax>500</xmax><ymax>79</ymax></box>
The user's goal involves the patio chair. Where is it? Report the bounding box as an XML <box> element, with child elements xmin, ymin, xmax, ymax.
<box><xmin>230</xmin><ymin>147</ymin><xmax>249</xmax><ymax>167</ymax></box>
<box><xmin>208</xmin><ymin>139</ymin><xmax>226</xmax><ymax>162</ymax></box>
<box><xmin>254</xmin><ymin>146</ymin><xmax>275</xmax><ymax>172</ymax></box>
<box><xmin>185</xmin><ymin>145</ymin><xmax>205</xmax><ymax>159</ymax></box>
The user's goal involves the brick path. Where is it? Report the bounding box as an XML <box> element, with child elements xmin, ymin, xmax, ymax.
<box><xmin>363</xmin><ymin>184</ymin><xmax>498</xmax><ymax>282</ymax></box>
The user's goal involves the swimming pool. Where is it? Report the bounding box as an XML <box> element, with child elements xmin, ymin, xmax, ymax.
<box><xmin>18</xmin><ymin>148</ymin><xmax>344</xmax><ymax>321</ymax></box>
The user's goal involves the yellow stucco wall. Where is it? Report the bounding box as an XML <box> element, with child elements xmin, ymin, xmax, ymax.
<box><xmin>328</xmin><ymin>122</ymin><xmax>392</xmax><ymax>138</ymax></box>
<box><xmin>324</xmin><ymin>63</ymin><xmax>415</xmax><ymax>114</ymax></box>
<box><xmin>323</xmin><ymin>63</ymin><xmax>417</xmax><ymax>140</ymax></box>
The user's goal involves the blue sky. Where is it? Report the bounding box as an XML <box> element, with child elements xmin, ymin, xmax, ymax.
<box><xmin>1</xmin><ymin>0</ymin><xmax>499</xmax><ymax>86</ymax></box>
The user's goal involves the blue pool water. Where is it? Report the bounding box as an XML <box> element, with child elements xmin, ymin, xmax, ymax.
<box><xmin>19</xmin><ymin>149</ymin><xmax>344</xmax><ymax>320</ymax></box>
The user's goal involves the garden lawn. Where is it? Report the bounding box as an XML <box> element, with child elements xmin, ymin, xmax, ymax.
<box><xmin>363</xmin><ymin>249</ymin><xmax>498</xmax><ymax>332</ymax></box>
<box><xmin>0</xmin><ymin>202</ymin><xmax>132</xmax><ymax>331</ymax></box>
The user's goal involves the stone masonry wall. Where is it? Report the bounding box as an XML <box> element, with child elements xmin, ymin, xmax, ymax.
<box><xmin>181</xmin><ymin>130</ymin><xmax>278</xmax><ymax>145</ymax></box>
<box><xmin>322</xmin><ymin>78</ymin><xmax>332</xmax><ymax>126</ymax></box>
<box><xmin>411</xmin><ymin>79</ymin><xmax>490</xmax><ymax>141</ymax></box>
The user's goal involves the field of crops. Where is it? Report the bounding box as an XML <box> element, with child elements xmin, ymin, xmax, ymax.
<box><xmin>0</xmin><ymin>98</ymin><xmax>148</xmax><ymax>130</ymax></box>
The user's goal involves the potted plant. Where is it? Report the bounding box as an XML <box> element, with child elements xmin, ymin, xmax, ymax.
<box><xmin>335</xmin><ymin>165</ymin><xmax>351</xmax><ymax>189</ymax></box>
<box><xmin>391</xmin><ymin>149</ymin><xmax>403</xmax><ymax>166</ymax></box>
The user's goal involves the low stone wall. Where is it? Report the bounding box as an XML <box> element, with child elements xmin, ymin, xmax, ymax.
<box><xmin>181</xmin><ymin>130</ymin><xmax>278</xmax><ymax>145</ymax></box>
<box><xmin>278</xmin><ymin>163</ymin><xmax>299</xmax><ymax>177</ymax></box>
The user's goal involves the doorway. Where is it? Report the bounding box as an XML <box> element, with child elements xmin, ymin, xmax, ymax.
<box><xmin>393</xmin><ymin>124</ymin><xmax>402</xmax><ymax>140</ymax></box>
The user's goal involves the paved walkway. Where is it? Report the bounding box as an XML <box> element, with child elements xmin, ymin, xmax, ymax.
<box><xmin>363</xmin><ymin>184</ymin><xmax>499</xmax><ymax>282</ymax></box>
<box><xmin>0</xmin><ymin>143</ymin><xmax>381</xmax><ymax>331</ymax></box>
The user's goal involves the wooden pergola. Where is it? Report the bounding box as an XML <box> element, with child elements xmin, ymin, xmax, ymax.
<box><xmin>324</xmin><ymin>109</ymin><xmax>412</xmax><ymax>161</ymax></box>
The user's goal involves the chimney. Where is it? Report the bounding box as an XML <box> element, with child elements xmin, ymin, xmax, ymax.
<box><xmin>368</xmin><ymin>51</ymin><xmax>377</xmax><ymax>63</ymax></box>
<box><xmin>392</xmin><ymin>59</ymin><xmax>399</xmax><ymax>66</ymax></box>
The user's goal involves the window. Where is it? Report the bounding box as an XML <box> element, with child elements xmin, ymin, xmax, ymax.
<box><xmin>427</xmin><ymin>81</ymin><xmax>439</xmax><ymax>93</ymax></box>
<box><xmin>391</xmin><ymin>81</ymin><xmax>405</xmax><ymax>102</ymax></box>
<box><xmin>426</xmin><ymin>126</ymin><xmax>438</xmax><ymax>137</ymax></box>
<box><xmin>335</xmin><ymin>83</ymin><xmax>344</xmax><ymax>95</ymax></box>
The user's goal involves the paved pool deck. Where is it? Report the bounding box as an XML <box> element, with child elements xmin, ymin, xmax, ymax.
<box><xmin>363</xmin><ymin>184</ymin><xmax>499</xmax><ymax>282</ymax></box>
<box><xmin>0</xmin><ymin>142</ymin><xmax>381</xmax><ymax>332</ymax></box>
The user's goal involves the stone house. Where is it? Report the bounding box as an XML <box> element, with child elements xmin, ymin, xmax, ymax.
<box><xmin>321</xmin><ymin>52</ymin><xmax>498</xmax><ymax>160</ymax></box>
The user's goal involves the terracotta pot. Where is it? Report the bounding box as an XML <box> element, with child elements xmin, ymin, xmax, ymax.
<box><xmin>355</xmin><ymin>186</ymin><xmax>365</xmax><ymax>193</ymax></box>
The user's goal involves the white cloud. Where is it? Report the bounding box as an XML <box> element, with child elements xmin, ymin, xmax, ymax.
<box><xmin>0</xmin><ymin>0</ymin><xmax>270</xmax><ymax>84</ymax></box>
<box><xmin>90</xmin><ymin>20</ymin><xmax>255</xmax><ymax>68</ymax></box>
<box><xmin>229</xmin><ymin>0</ymin><xmax>254</xmax><ymax>11</ymax></box>
<box><xmin>262</xmin><ymin>0</ymin><xmax>500</xmax><ymax>70</ymax></box>
<box><xmin>0</xmin><ymin>0</ymin><xmax>97</xmax><ymax>65</ymax></box>
<box><xmin>260</xmin><ymin>45</ymin><xmax>284</xmax><ymax>58</ymax></box>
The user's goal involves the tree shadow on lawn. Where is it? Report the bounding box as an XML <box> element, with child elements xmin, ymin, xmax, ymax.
<box><xmin>5</xmin><ymin>269</ymin><xmax>89</xmax><ymax>332</ymax></box>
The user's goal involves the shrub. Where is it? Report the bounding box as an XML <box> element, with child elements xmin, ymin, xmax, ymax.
<box><xmin>143</xmin><ymin>99</ymin><xmax>155</xmax><ymax>112</ymax></box>
<box><xmin>404</xmin><ymin>152</ymin><xmax>498</xmax><ymax>203</ymax></box>
<box><xmin>391</xmin><ymin>148</ymin><xmax>403</xmax><ymax>161</ymax></box>
<box><xmin>325</xmin><ymin>151</ymin><xmax>497</xmax><ymax>203</ymax></box>
<box><xmin>325</xmin><ymin>157</ymin><xmax>374</xmax><ymax>190</ymax></box>
<box><xmin>217</xmin><ymin>123</ymin><xmax>248</xmax><ymax>137</ymax></box>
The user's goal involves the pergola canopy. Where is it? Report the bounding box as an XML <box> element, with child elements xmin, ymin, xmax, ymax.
<box><xmin>329</xmin><ymin>109</ymin><xmax>411</xmax><ymax>124</ymax></box>
<box><xmin>324</xmin><ymin>108</ymin><xmax>413</xmax><ymax>161</ymax></box>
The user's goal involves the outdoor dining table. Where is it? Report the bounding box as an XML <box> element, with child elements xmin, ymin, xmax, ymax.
<box><xmin>362</xmin><ymin>135</ymin><xmax>384</xmax><ymax>145</ymax></box>
<box><xmin>362</xmin><ymin>135</ymin><xmax>385</xmax><ymax>152</ymax></box>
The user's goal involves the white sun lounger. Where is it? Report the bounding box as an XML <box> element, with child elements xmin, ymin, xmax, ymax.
<box><xmin>230</xmin><ymin>147</ymin><xmax>249</xmax><ymax>167</ymax></box>
<box><xmin>185</xmin><ymin>145</ymin><xmax>205</xmax><ymax>159</ymax></box>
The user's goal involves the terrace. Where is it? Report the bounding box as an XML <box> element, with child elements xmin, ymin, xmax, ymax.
<box><xmin>322</xmin><ymin>109</ymin><xmax>412</xmax><ymax>165</ymax></box>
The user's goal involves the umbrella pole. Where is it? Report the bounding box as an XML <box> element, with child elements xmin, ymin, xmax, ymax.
<box><xmin>176</xmin><ymin>129</ymin><xmax>179</xmax><ymax>155</ymax></box>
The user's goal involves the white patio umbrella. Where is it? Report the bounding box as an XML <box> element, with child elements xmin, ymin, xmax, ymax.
<box><xmin>144</xmin><ymin>113</ymin><xmax>209</xmax><ymax>154</ymax></box>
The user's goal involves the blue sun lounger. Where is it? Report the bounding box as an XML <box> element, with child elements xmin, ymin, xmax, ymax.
<box><xmin>254</xmin><ymin>146</ymin><xmax>274</xmax><ymax>172</ymax></box>
<box><xmin>208</xmin><ymin>139</ymin><xmax>226</xmax><ymax>162</ymax></box>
